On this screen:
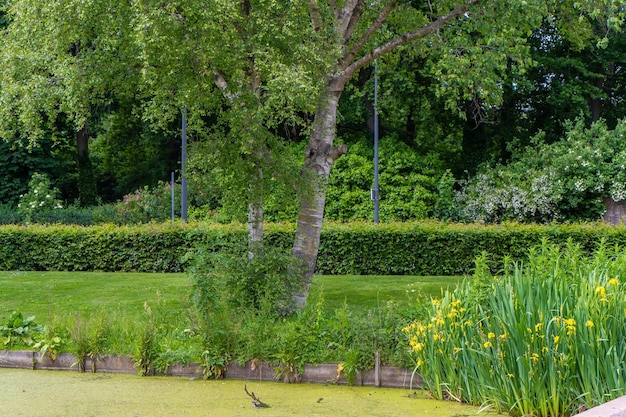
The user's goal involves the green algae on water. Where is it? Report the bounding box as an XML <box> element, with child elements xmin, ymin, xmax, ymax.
<box><xmin>0</xmin><ymin>368</ymin><xmax>488</xmax><ymax>417</ymax></box>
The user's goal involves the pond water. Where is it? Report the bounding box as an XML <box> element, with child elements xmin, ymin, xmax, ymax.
<box><xmin>0</xmin><ymin>368</ymin><xmax>488</xmax><ymax>417</ymax></box>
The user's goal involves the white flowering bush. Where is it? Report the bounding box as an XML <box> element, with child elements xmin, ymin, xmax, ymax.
<box><xmin>17</xmin><ymin>173</ymin><xmax>63</xmax><ymax>221</ymax></box>
<box><xmin>456</xmin><ymin>167</ymin><xmax>562</xmax><ymax>223</ymax></box>
<box><xmin>457</xmin><ymin>118</ymin><xmax>626</xmax><ymax>223</ymax></box>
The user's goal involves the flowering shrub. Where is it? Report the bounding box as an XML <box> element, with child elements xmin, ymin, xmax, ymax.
<box><xmin>17</xmin><ymin>173</ymin><xmax>63</xmax><ymax>221</ymax></box>
<box><xmin>456</xmin><ymin>118</ymin><xmax>626</xmax><ymax>223</ymax></box>
<box><xmin>456</xmin><ymin>169</ymin><xmax>561</xmax><ymax>223</ymax></box>
<box><xmin>115</xmin><ymin>181</ymin><xmax>179</xmax><ymax>223</ymax></box>
<box><xmin>404</xmin><ymin>241</ymin><xmax>626</xmax><ymax>416</ymax></box>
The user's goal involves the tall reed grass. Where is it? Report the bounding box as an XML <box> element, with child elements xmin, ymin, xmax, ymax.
<box><xmin>404</xmin><ymin>239</ymin><xmax>626</xmax><ymax>417</ymax></box>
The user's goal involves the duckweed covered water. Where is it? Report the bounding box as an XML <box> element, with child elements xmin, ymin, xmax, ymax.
<box><xmin>0</xmin><ymin>368</ymin><xmax>486</xmax><ymax>417</ymax></box>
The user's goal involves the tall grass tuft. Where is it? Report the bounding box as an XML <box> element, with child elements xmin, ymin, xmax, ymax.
<box><xmin>404</xmin><ymin>239</ymin><xmax>626</xmax><ymax>417</ymax></box>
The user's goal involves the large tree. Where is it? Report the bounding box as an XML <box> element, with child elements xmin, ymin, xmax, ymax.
<box><xmin>290</xmin><ymin>0</ymin><xmax>623</xmax><ymax>304</ymax></box>
<box><xmin>132</xmin><ymin>1</ymin><xmax>333</xmax><ymax>257</ymax></box>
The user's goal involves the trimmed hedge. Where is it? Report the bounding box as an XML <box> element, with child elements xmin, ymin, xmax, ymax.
<box><xmin>1</xmin><ymin>221</ymin><xmax>625</xmax><ymax>274</ymax></box>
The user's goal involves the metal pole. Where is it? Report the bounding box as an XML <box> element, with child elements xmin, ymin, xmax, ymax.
<box><xmin>181</xmin><ymin>109</ymin><xmax>188</xmax><ymax>222</ymax></box>
<box><xmin>171</xmin><ymin>172</ymin><xmax>175</xmax><ymax>224</ymax></box>
<box><xmin>372</xmin><ymin>59</ymin><xmax>380</xmax><ymax>224</ymax></box>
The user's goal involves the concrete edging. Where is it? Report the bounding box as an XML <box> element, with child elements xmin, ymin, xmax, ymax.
<box><xmin>0</xmin><ymin>350</ymin><xmax>420</xmax><ymax>389</ymax></box>
<box><xmin>572</xmin><ymin>396</ymin><xmax>626</xmax><ymax>417</ymax></box>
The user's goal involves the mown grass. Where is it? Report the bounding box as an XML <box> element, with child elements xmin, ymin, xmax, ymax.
<box><xmin>0</xmin><ymin>271</ymin><xmax>462</xmax><ymax>322</ymax></box>
<box><xmin>0</xmin><ymin>271</ymin><xmax>191</xmax><ymax>323</ymax></box>
<box><xmin>317</xmin><ymin>275</ymin><xmax>462</xmax><ymax>312</ymax></box>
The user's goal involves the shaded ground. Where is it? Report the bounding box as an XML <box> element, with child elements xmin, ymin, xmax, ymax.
<box><xmin>0</xmin><ymin>368</ymin><xmax>484</xmax><ymax>417</ymax></box>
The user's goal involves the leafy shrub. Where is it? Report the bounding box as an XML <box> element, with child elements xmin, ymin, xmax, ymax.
<box><xmin>0</xmin><ymin>311</ymin><xmax>43</xmax><ymax>348</ymax></box>
<box><xmin>325</xmin><ymin>137</ymin><xmax>444</xmax><ymax>222</ymax></box>
<box><xmin>17</xmin><ymin>173</ymin><xmax>63</xmax><ymax>222</ymax></box>
<box><xmin>404</xmin><ymin>240</ymin><xmax>626</xmax><ymax>416</ymax></box>
<box><xmin>456</xmin><ymin>118</ymin><xmax>626</xmax><ymax>223</ymax></box>
<box><xmin>189</xmin><ymin>246</ymin><xmax>305</xmax><ymax>318</ymax></box>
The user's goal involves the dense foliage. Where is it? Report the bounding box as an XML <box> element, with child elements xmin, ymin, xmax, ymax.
<box><xmin>2</xmin><ymin>221</ymin><xmax>626</xmax><ymax>275</ymax></box>
<box><xmin>404</xmin><ymin>241</ymin><xmax>626</xmax><ymax>416</ymax></box>
<box><xmin>455</xmin><ymin>118</ymin><xmax>626</xmax><ymax>223</ymax></box>
<box><xmin>0</xmin><ymin>2</ymin><xmax>623</xmax><ymax>227</ymax></box>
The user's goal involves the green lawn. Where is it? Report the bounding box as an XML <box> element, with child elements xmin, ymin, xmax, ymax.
<box><xmin>0</xmin><ymin>271</ymin><xmax>191</xmax><ymax>323</ymax></box>
<box><xmin>313</xmin><ymin>275</ymin><xmax>462</xmax><ymax>311</ymax></box>
<box><xmin>0</xmin><ymin>271</ymin><xmax>463</xmax><ymax>323</ymax></box>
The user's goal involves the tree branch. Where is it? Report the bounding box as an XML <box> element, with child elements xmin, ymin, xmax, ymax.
<box><xmin>308</xmin><ymin>0</ymin><xmax>323</xmax><ymax>32</ymax></box>
<box><xmin>343</xmin><ymin>0</ymin><xmax>364</xmax><ymax>45</ymax></box>
<box><xmin>329</xmin><ymin>143</ymin><xmax>348</xmax><ymax>161</ymax></box>
<box><xmin>213</xmin><ymin>70</ymin><xmax>238</xmax><ymax>102</ymax></box>
<box><xmin>342</xmin><ymin>1</ymin><xmax>398</xmax><ymax>69</ymax></box>
<box><xmin>336</xmin><ymin>0</ymin><xmax>361</xmax><ymax>39</ymax></box>
<box><xmin>343</xmin><ymin>0</ymin><xmax>480</xmax><ymax>80</ymax></box>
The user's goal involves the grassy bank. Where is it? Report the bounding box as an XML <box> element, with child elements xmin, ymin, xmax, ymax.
<box><xmin>0</xmin><ymin>271</ymin><xmax>461</xmax><ymax>370</ymax></box>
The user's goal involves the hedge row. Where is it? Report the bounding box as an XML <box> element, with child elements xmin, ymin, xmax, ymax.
<box><xmin>1</xmin><ymin>221</ymin><xmax>625</xmax><ymax>274</ymax></box>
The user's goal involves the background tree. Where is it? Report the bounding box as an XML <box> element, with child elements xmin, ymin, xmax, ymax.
<box><xmin>132</xmin><ymin>0</ymin><xmax>333</xmax><ymax>257</ymax></box>
<box><xmin>0</xmin><ymin>0</ymin><xmax>141</xmax><ymax>206</ymax></box>
<box><xmin>90</xmin><ymin>102</ymin><xmax>180</xmax><ymax>202</ymax></box>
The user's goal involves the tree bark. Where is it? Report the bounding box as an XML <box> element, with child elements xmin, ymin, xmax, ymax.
<box><xmin>248</xmin><ymin>167</ymin><xmax>264</xmax><ymax>259</ymax></box>
<box><xmin>292</xmin><ymin>80</ymin><xmax>347</xmax><ymax>307</ymax></box>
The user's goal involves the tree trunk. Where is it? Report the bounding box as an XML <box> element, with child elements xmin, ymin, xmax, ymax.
<box><xmin>76</xmin><ymin>123</ymin><xmax>97</xmax><ymax>207</ymax></box>
<box><xmin>248</xmin><ymin>167</ymin><xmax>264</xmax><ymax>259</ymax></box>
<box><xmin>291</xmin><ymin>83</ymin><xmax>347</xmax><ymax>307</ymax></box>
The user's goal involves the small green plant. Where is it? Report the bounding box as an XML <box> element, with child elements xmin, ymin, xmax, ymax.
<box><xmin>200</xmin><ymin>348</ymin><xmax>228</xmax><ymax>379</ymax></box>
<box><xmin>340</xmin><ymin>348</ymin><xmax>361</xmax><ymax>385</ymax></box>
<box><xmin>33</xmin><ymin>326</ymin><xmax>66</xmax><ymax>361</ymax></box>
<box><xmin>194</xmin><ymin>301</ymin><xmax>239</xmax><ymax>379</ymax></box>
<box><xmin>0</xmin><ymin>312</ymin><xmax>42</xmax><ymax>348</ymax></box>
<box><xmin>134</xmin><ymin>303</ymin><xmax>162</xmax><ymax>376</ymax></box>
<box><xmin>69</xmin><ymin>312</ymin><xmax>110</xmax><ymax>372</ymax></box>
